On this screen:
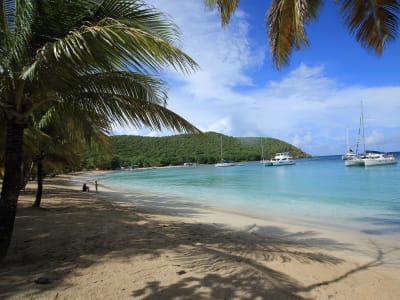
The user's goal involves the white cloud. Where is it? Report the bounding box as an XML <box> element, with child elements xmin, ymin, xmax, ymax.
<box><xmin>292</xmin><ymin>132</ymin><xmax>313</xmax><ymax>148</ymax></box>
<box><xmin>207</xmin><ymin>117</ymin><xmax>232</xmax><ymax>134</ymax></box>
<box><xmin>365</xmin><ymin>130</ymin><xmax>386</xmax><ymax>147</ymax></box>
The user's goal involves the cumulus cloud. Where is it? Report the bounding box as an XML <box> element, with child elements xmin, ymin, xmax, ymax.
<box><xmin>207</xmin><ymin>117</ymin><xmax>232</xmax><ymax>134</ymax></box>
<box><xmin>292</xmin><ymin>132</ymin><xmax>313</xmax><ymax>148</ymax></box>
<box><xmin>365</xmin><ymin>130</ymin><xmax>386</xmax><ymax>147</ymax></box>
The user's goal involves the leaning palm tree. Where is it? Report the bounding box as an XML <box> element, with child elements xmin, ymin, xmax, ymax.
<box><xmin>0</xmin><ymin>0</ymin><xmax>200</xmax><ymax>260</ymax></box>
<box><xmin>206</xmin><ymin>0</ymin><xmax>399</xmax><ymax>69</ymax></box>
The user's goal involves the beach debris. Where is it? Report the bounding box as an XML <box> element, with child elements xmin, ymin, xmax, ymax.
<box><xmin>176</xmin><ymin>270</ymin><xmax>186</xmax><ymax>275</ymax></box>
<box><xmin>34</xmin><ymin>277</ymin><xmax>50</xmax><ymax>284</ymax></box>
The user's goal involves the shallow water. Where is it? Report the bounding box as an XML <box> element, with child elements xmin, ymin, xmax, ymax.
<box><xmin>97</xmin><ymin>155</ymin><xmax>400</xmax><ymax>236</ymax></box>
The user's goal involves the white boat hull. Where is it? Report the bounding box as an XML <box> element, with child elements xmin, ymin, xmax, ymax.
<box><xmin>364</xmin><ymin>157</ymin><xmax>397</xmax><ymax>166</ymax></box>
<box><xmin>342</xmin><ymin>153</ymin><xmax>357</xmax><ymax>160</ymax></box>
<box><xmin>215</xmin><ymin>162</ymin><xmax>236</xmax><ymax>167</ymax></box>
<box><xmin>345</xmin><ymin>158</ymin><xmax>364</xmax><ymax>166</ymax></box>
<box><xmin>264</xmin><ymin>152</ymin><xmax>295</xmax><ymax>166</ymax></box>
<box><xmin>271</xmin><ymin>160</ymin><xmax>295</xmax><ymax>166</ymax></box>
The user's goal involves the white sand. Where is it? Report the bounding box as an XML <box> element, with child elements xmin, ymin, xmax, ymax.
<box><xmin>0</xmin><ymin>173</ymin><xmax>399</xmax><ymax>299</ymax></box>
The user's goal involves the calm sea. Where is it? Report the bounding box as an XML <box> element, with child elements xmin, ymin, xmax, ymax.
<box><xmin>96</xmin><ymin>155</ymin><xmax>400</xmax><ymax>236</ymax></box>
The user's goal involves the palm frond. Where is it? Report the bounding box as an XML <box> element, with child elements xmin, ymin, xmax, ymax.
<box><xmin>114</xmin><ymin>95</ymin><xmax>200</xmax><ymax>134</ymax></box>
<box><xmin>204</xmin><ymin>0</ymin><xmax>239</xmax><ymax>26</ymax></box>
<box><xmin>88</xmin><ymin>0</ymin><xmax>180</xmax><ymax>43</ymax></box>
<box><xmin>9</xmin><ymin>0</ymin><xmax>35</xmax><ymax>69</ymax></box>
<box><xmin>22</xmin><ymin>21</ymin><xmax>198</xmax><ymax>85</ymax></box>
<box><xmin>267</xmin><ymin>0</ymin><xmax>321</xmax><ymax>69</ymax></box>
<box><xmin>0</xmin><ymin>0</ymin><xmax>13</xmax><ymax>54</ymax></box>
<box><xmin>56</xmin><ymin>87</ymin><xmax>200</xmax><ymax>134</ymax></box>
<box><xmin>338</xmin><ymin>0</ymin><xmax>399</xmax><ymax>54</ymax></box>
<box><xmin>33</xmin><ymin>0</ymin><xmax>95</xmax><ymax>41</ymax></box>
<box><xmin>73</xmin><ymin>71</ymin><xmax>168</xmax><ymax>106</ymax></box>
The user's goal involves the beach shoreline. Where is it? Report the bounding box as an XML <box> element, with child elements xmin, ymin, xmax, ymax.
<box><xmin>89</xmin><ymin>170</ymin><xmax>400</xmax><ymax>250</ymax></box>
<box><xmin>1</xmin><ymin>173</ymin><xmax>399</xmax><ymax>299</ymax></box>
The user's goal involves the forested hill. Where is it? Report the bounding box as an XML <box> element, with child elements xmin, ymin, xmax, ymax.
<box><xmin>108</xmin><ymin>132</ymin><xmax>310</xmax><ymax>168</ymax></box>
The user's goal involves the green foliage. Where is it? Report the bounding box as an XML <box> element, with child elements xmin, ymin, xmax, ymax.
<box><xmin>86</xmin><ymin>132</ymin><xmax>309</xmax><ymax>169</ymax></box>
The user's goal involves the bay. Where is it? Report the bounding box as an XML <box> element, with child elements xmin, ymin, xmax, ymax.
<box><xmin>97</xmin><ymin>155</ymin><xmax>400</xmax><ymax>236</ymax></box>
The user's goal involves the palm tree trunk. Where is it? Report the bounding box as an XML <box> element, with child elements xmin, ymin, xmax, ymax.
<box><xmin>33</xmin><ymin>154</ymin><xmax>44</xmax><ymax>208</ymax></box>
<box><xmin>0</xmin><ymin>123</ymin><xmax>24</xmax><ymax>261</ymax></box>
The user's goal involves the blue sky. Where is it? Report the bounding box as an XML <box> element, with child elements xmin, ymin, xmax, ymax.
<box><xmin>113</xmin><ymin>1</ymin><xmax>400</xmax><ymax>156</ymax></box>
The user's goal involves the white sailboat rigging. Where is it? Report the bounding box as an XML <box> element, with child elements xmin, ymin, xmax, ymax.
<box><xmin>260</xmin><ymin>138</ymin><xmax>268</xmax><ymax>164</ymax></box>
<box><xmin>215</xmin><ymin>135</ymin><xmax>236</xmax><ymax>167</ymax></box>
<box><xmin>345</xmin><ymin>102</ymin><xmax>365</xmax><ymax>166</ymax></box>
<box><xmin>341</xmin><ymin>128</ymin><xmax>357</xmax><ymax>160</ymax></box>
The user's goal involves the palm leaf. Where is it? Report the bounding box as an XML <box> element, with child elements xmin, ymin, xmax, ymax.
<box><xmin>22</xmin><ymin>21</ymin><xmax>198</xmax><ymax>86</ymax></box>
<box><xmin>61</xmin><ymin>91</ymin><xmax>200</xmax><ymax>134</ymax></box>
<box><xmin>267</xmin><ymin>0</ymin><xmax>321</xmax><ymax>69</ymax></box>
<box><xmin>338</xmin><ymin>0</ymin><xmax>399</xmax><ymax>54</ymax></box>
<box><xmin>88</xmin><ymin>0</ymin><xmax>180</xmax><ymax>43</ymax></box>
<box><xmin>31</xmin><ymin>69</ymin><xmax>200</xmax><ymax>134</ymax></box>
<box><xmin>9</xmin><ymin>0</ymin><xmax>35</xmax><ymax>69</ymax></box>
<box><xmin>204</xmin><ymin>0</ymin><xmax>239</xmax><ymax>25</ymax></box>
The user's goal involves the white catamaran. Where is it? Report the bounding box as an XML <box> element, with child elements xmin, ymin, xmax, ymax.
<box><xmin>345</xmin><ymin>101</ymin><xmax>397</xmax><ymax>167</ymax></box>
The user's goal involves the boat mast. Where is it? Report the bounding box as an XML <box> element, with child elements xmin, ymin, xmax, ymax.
<box><xmin>361</xmin><ymin>101</ymin><xmax>366</xmax><ymax>154</ymax></box>
<box><xmin>260</xmin><ymin>137</ymin><xmax>265</xmax><ymax>161</ymax></box>
<box><xmin>220</xmin><ymin>135</ymin><xmax>223</xmax><ymax>162</ymax></box>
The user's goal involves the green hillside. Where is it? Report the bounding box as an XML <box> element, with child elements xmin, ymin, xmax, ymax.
<box><xmin>89</xmin><ymin>132</ymin><xmax>309</xmax><ymax>169</ymax></box>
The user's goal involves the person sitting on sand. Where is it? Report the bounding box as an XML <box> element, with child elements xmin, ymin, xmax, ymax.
<box><xmin>82</xmin><ymin>183</ymin><xmax>90</xmax><ymax>192</ymax></box>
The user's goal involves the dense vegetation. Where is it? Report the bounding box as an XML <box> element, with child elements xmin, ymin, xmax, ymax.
<box><xmin>83</xmin><ymin>132</ymin><xmax>310</xmax><ymax>169</ymax></box>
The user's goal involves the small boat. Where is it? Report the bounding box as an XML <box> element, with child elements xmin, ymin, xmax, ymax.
<box><xmin>264</xmin><ymin>152</ymin><xmax>295</xmax><ymax>166</ymax></box>
<box><xmin>215</xmin><ymin>136</ymin><xmax>236</xmax><ymax>167</ymax></box>
<box><xmin>363</xmin><ymin>152</ymin><xmax>397</xmax><ymax>166</ymax></box>
<box><xmin>215</xmin><ymin>159</ymin><xmax>236</xmax><ymax>167</ymax></box>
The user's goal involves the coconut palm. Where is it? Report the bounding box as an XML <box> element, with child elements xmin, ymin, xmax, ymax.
<box><xmin>206</xmin><ymin>0</ymin><xmax>399</xmax><ymax>69</ymax></box>
<box><xmin>27</xmin><ymin>102</ymin><xmax>112</xmax><ymax>208</ymax></box>
<box><xmin>0</xmin><ymin>0</ymin><xmax>200</xmax><ymax>260</ymax></box>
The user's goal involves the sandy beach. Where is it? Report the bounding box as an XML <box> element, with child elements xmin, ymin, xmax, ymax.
<box><xmin>1</xmin><ymin>173</ymin><xmax>399</xmax><ymax>300</ymax></box>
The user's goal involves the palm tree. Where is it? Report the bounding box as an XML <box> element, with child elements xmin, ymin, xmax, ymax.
<box><xmin>28</xmin><ymin>103</ymin><xmax>111</xmax><ymax>208</ymax></box>
<box><xmin>206</xmin><ymin>0</ymin><xmax>399</xmax><ymax>69</ymax></box>
<box><xmin>0</xmin><ymin>0</ymin><xmax>200</xmax><ymax>260</ymax></box>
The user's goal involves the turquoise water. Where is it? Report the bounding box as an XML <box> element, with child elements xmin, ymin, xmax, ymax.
<box><xmin>97</xmin><ymin>156</ymin><xmax>400</xmax><ymax>236</ymax></box>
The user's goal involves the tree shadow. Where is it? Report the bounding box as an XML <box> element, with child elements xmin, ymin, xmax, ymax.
<box><xmin>130</xmin><ymin>239</ymin><xmax>399</xmax><ymax>299</ymax></box>
<box><xmin>354</xmin><ymin>213</ymin><xmax>400</xmax><ymax>235</ymax></box>
<box><xmin>1</xmin><ymin>179</ymin><xmax>398</xmax><ymax>299</ymax></box>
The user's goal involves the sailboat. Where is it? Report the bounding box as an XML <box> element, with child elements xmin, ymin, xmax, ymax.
<box><xmin>260</xmin><ymin>138</ymin><xmax>268</xmax><ymax>164</ymax></box>
<box><xmin>215</xmin><ymin>135</ymin><xmax>236</xmax><ymax>167</ymax></box>
<box><xmin>345</xmin><ymin>101</ymin><xmax>397</xmax><ymax>167</ymax></box>
<box><xmin>341</xmin><ymin>129</ymin><xmax>357</xmax><ymax>160</ymax></box>
<box><xmin>345</xmin><ymin>102</ymin><xmax>366</xmax><ymax>166</ymax></box>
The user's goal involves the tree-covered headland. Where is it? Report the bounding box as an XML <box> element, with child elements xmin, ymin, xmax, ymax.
<box><xmin>84</xmin><ymin>132</ymin><xmax>310</xmax><ymax>169</ymax></box>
